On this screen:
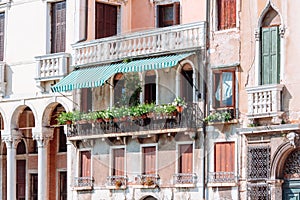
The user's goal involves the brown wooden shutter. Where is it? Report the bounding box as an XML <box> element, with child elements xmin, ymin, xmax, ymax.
<box><xmin>218</xmin><ymin>0</ymin><xmax>236</xmax><ymax>30</ymax></box>
<box><xmin>51</xmin><ymin>1</ymin><xmax>66</xmax><ymax>53</ymax></box>
<box><xmin>113</xmin><ymin>148</ymin><xmax>125</xmax><ymax>176</ymax></box>
<box><xmin>17</xmin><ymin>160</ymin><xmax>26</xmax><ymax>199</ymax></box>
<box><xmin>0</xmin><ymin>13</ymin><xmax>5</xmax><ymax>61</ymax></box>
<box><xmin>179</xmin><ymin>144</ymin><xmax>193</xmax><ymax>173</ymax></box>
<box><xmin>173</xmin><ymin>2</ymin><xmax>180</xmax><ymax>25</ymax></box>
<box><xmin>81</xmin><ymin>151</ymin><xmax>91</xmax><ymax>177</ymax></box>
<box><xmin>229</xmin><ymin>0</ymin><xmax>236</xmax><ymax>28</ymax></box>
<box><xmin>143</xmin><ymin>146</ymin><xmax>156</xmax><ymax>174</ymax></box>
<box><xmin>214</xmin><ymin>142</ymin><xmax>235</xmax><ymax>172</ymax></box>
<box><xmin>80</xmin><ymin>88</ymin><xmax>92</xmax><ymax>113</ymax></box>
<box><xmin>95</xmin><ymin>2</ymin><xmax>117</xmax><ymax>39</ymax></box>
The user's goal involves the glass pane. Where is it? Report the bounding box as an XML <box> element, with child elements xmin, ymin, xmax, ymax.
<box><xmin>215</xmin><ymin>72</ymin><xmax>233</xmax><ymax>107</ymax></box>
<box><xmin>163</xmin><ymin>6</ymin><xmax>174</xmax><ymax>21</ymax></box>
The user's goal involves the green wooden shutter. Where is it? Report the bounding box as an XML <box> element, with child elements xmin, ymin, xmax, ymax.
<box><xmin>261</xmin><ymin>26</ymin><xmax>280</xmax><ymax>85</ymax></box>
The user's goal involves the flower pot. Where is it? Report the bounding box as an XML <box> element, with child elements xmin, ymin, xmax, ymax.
<box><xmin>66</xmin><ymin>120</ymin><xmax>72</xmax><ymax>125</ymax></box>
<box><xmin>176</xmin><ymin>106</ymin><xmax>184</xmax><ymax>113</ymax></box>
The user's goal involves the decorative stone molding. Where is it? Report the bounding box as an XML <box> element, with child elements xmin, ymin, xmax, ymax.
<box><xmin>2</xmin><ymin>134</ymin><xmax>22</xmax><ymax>149</ymax></box>
<box><xmin>33</xmin><ymin>135</ymin><xmax>53</xmax><ymax>148</ymax></box>
<box><xmin>254</xmin><ymin>28</ymin><xmax>260</xmax><ymax>41</ymax></box>
<box><xmin>286</xmin><ymin>132</ymin><xmax>299</xmax><ymax>148</ymax></box>
<box><xmin>279</xmin><ymin>25</ymin><xmax>285</xmax><ymax>38</ymax></box>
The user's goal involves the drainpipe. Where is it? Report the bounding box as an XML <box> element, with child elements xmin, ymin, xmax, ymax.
<box><xmin>203</xmin><ymin>0</ymin><xmax>210</xmax><ymax>199</ymax></box>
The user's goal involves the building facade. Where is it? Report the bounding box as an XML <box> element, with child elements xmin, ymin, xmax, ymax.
<box><xmin>0</xmin><ymin>0</ymin><xmax>300</xmax><ymax>200</ymax></box>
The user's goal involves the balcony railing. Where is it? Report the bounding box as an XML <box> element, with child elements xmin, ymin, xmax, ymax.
<box><xmin>106</xmin><ymin>175</ymin><xmax>128</xmax><ymax>189</ymax></box>
<box><xmin>208</xmin><ymin>172</ymin><xmax>235</xmax><ymax>183</ymax></box>
<box><xmin>74</xmin><ymin>177</ymin><xmax>94</xmax><ymax>189</ymax></box>
<box><xmin>173</xmin><ymin>173</ymin><xmax>197</xmax><ymax>186</ymax></box>
<box><xmin>135</xmin><ymin>174</ymin><xmax>160</xmax><ymax>187</ymax></box>
<box><xmin>246</xmin><ymin>84</ymin><xmax>284</xmax><ymax>119</ymax></box>
<box><xmin>72</xmin><ymin>22</ymin><xmax>206</xmax><ymax>66</ymax></box>
<box><xmin>35</xmin><ymin>52</ymin><xmax>71</xmax><ymax>81</ymax></box>
<box><xmin>66</xmin><ymin>103</ymin><xmax>203</xmax><ymax>138</ymax></box>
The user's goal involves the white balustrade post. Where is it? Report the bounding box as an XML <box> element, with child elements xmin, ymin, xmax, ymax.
<box><xmin>3</xmin><ymin>134</ymin><xmax>22</xmax><ymax>200</ymax></box>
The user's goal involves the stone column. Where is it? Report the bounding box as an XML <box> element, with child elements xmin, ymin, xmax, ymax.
<box><xmin>3</xmin><ymin>134</ymin><xmax>22</xmax><ymax>200</ymax></box>
<box><xmin>34</xmin><ymin>135</ymin><xmax>51</xmax><ymax>200</ymax></box>
<box><xmin>268</xmin><ymin>179</ymin><xmax>284</xmax><ymax>200</ymax></box>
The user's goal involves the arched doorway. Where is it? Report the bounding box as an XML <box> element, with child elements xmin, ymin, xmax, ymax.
<box><xmin>282</xmin><ymin>148</ymin><xmax>300</xmax><ymax>199</ymax></box>
<box><xmin>141</xmin><ymin>195</ymin><xmax>157</xmax><ymax>200</ymax></box>
<box><xmin>180</xmin><ymin>63</ymin><xmax>193</xmax><ymax>103</ymax></box>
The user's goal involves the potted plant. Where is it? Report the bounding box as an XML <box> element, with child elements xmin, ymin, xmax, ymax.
<box><xmin>143</xmin><ymin>177</ymin><xmax>155</xmax><ymax>186</ymax></box>
<box><xmin>56</xmin><ymin>111</ymin><xmax>80</xmax><ymax>125</ymax></box>
<box><xmin>115</xmin><ymin>180</ymin><xmax>122</xmax><ymax>188</ymax></box>
<box><xmin>172</xmin><ymin>97</ymin><xmax>186</xmax><ymax>113</ymax></box>
<box><xmin>102</xmin><ymin>109</ymin><xmax>113</xmax><ymax>122</ymax></box>
<box><xmin>204</xmin><ymin>110</ymin><xmax>233</xmax><ymax>123</ymax></box>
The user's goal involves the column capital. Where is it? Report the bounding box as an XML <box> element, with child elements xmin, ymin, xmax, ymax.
<box><xmin>2</xmin><ymin>131</ymin><xmax>23</xmax><ymax>149</ymax></box>
<box><xmin>33</xmin><ymin>135</ymin><xmax>53</xmax><ymax>148</ymax></box>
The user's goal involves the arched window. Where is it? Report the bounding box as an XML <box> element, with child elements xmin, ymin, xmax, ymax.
<box><xmin>17</xmin><ymin>140</ymin><xmax>26</xmax><ymax>155</ymax></box>
<box><xmin>144</xmin><ymin>71</ymin><xmax>156</xmax><ymax>104</ymax></box>
<box><xmin>260</xmin><ymin>7</ymin><xmax>281</xmax><ymax>85</ymax></box>
<box><xmin>180</xmin><ymin>64</ymin><xmax>193</xmax><ymax>103</ymax></box>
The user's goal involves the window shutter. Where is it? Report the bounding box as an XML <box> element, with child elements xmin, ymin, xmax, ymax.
<box><xmin>179</xmin><ymin>144</ymin><xmax>193</xmax><ymax>173</ymax></box>
<box><xmin>81</xmin><ymin>151</ymin><xmax>91</xmax><ymax>177</ymax></box>
<box><xmin>173</xmin><ymin>2</ymin><xmax>180</xmax><ymax>25</ymax></box>
<box><xmin>261</xmin><ymin>26</ymin><xmax>280</xmax><ymax>85</ymax></box>
<box><xmin>113</xmin><ymin>148</ymin><xmax>125</xmax><ymax>176</ymax></box>
<box><xmin>95</xmin><ymin>3</ymin><xmax>117</xmax><ymax>39</ymax></box>
<box><xmin>218</xmin><ymin>0</ymin><xmax>236</xmax><ymax>30</ymax></box>
<box><xmin>80</xmin><ymin>88</ymin><xmax>92</xmax><ymax>113</ymax></box>
<box><xmin>229</xmin><ymin>0</ymin><xmax>236</xmax><ymax>28</ymax></box>
<box><xmin>0</xmin><ymin>13</ymin><xmax>4</xmax><ymax>61</ymax></box>
<box><xmin>218</xmin><ymin>0</ymin><xmax>225</xmax><ymax>30</ymax></box>
<box><xmin>143</xmin><ymin>147</ymin><xmax>156</xmax><ymax>174</ymax></box>
<box><xmin>51</xmin><ymin>1</ymin><xmax>66</xmax><ymax>53</ymax></box>
<box><xmin>215</xmin><ymin>142</ymin><xmax>235</xmax><ymax>172</ymax></box>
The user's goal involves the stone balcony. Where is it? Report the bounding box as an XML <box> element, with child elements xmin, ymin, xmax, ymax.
<box><xmin>72</xmin><ymin>22</ymin><xmax>206</xmax><ymax>66</ymax></box>
<box><xmin>246</xmin><ymin>84</ymin><xmax>284</xmax><ymax>121</ymax></box>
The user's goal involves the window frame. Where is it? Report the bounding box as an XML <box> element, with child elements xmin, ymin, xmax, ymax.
<box><xmin>176</xmin><ymin>141</ymin><xmax>194</xmax><ymax>174</ymax></box>
<box><xmin>157</xmin><ymin>2</ymin><xmax>180</xmax><ymax>28</ymax></box>
<box><xmin>78</xmin><ymin>149</ymin><xmax>92</xmax><ymax>179</ymax></box>
<box><xmin>212</xmin><ymin>68</ymin><xmax>236</xmax><ymax>110</ymax></box>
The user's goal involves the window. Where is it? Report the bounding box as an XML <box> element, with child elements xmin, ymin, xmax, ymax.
<box><xmin>178</xmin><ymin>144</ymin><xmax>193</xmax><ymax>173</ymax></box>
<box><xmin>217</xmin><ymin>0</ymin><xmax>236</xmax><ymax>30</ymax></box>
<box><xmin>80</xmin><ymin>151</ymin><xmax>91</xmax><ymax>178</ymax></box>
<box><xmin>158</xmin><ymin>3</ymin><xmax>180</xmax><ymax>27</ymax></box>
<box><xmin>59</xmin><ymin>171</ymin><xmax>67</xmax><ymax>200</ymax></box>
<box><xmin>180</xmin><ymin>64</ymin><xmax>193</xmax><ymax>103</ymax></box>
<box><xmin>261</xmin><ymin>26</ymin><xmax>280</xmax><ymax>85</ymax></box>
<box><xmin>114</xmin><ymin>73</ymin><xmax>125</xmax><ymax>106</ymax></box>
<box><xmin>247</xmin><ymin>146</ymin><xmax>270</xmax><ymax>180</ymax></box>
<box><xmin>0</xmin><ymin>13</ymin><xmax>5</xmax><ymax>61</ymax></box>
<box><xmin>144</xmin><ymin>71</ymin><xmax>156</xmax><ymax>104</ymax></box>
<box><xmin>51</xmin><ymin>1</ymin><xmax>66</xmax><ymax>53</ymax></box>
<box><xmin>58</xmin><ymin>126</ymin><xmax>67</xmax><ymax>152</ymax></box>
<box><xmin>213</xmin><ymin>69</ymin><xmax>235</xmax><ymax>109</ymax></box>
<box><xmin>142</xmin><ymin>146</ymin><xmax>156</xmax><ymax>174</ymax></box>
<box><xmin>17</xmin><ymin>160</ymin><xmax>26</xmax><ymax>200</ymax></box>
<box><xmin>214</xmin><ymin>142</ymin><xmax>235</xmax><ymax>181</ymax></box>
<box><xmin>113</xmin><ymin>148</ymin><xmax>125</xmax><ymax>176</ymax></box>
<box><xmin>80</xmin><ymin>88</ymin><xmax>92</xmax><ymax>113</ymax></box>
<box><xmin>95</xmin><ymin>2</ymin><xmax>117</xmax><ymax>39</ymax></box>
<box><xmin>30</xmin><ymin>174</ymin><xmax>38</xmax><ymax>200</ymax></box>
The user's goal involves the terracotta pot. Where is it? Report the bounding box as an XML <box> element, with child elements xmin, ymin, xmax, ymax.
<box><xmin>176</xmin><ymin>106</ymin><xmax>184</xmax><ymax>113</ymax></box>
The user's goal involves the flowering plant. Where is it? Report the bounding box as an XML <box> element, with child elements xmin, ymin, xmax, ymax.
<box><xmin>172</xmin><ymin>97</ymin><xmax>186</xmax><ymax>107</ymax></box>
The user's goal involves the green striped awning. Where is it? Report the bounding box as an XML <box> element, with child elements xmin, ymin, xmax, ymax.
<box><xmin>115</xmin><ymin>53</ymin><xmax>193</xmax><ymax>73</ymax></box>
<box><xmin>51</xmin><ymin>53</ymin><xmax>193</xmax><ymax>92</ymax></box>
<box><xmin>51</xmin><ymin>64</ymin><xmax>120</xmax><ymax>92</ymax></box>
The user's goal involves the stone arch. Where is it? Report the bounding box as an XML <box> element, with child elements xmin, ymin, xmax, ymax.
<box><xmin>140</xmin><ymin>195</ymin><xmax>158</xmax><ymax>200</ymax></box>
<box><xmin>258</xmin><ymin>1</ymin><xmax>283</xmax><ymax>28</ymax></box>
<box><xmin>41</xmin><ymin>102</ymin><xmax>66</xmax><ymax>127</ymax></box>
<box><xmin>270</xmin><ymin>142</ymin><xmax>294</xmax><ymax>179</ymax></box>
<box><xmin>10</xmin><ymin>105</ymin><xmax>36</xmax><ymax>130</ymax></box>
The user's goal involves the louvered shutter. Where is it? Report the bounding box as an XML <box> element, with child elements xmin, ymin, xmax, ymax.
<box><xmin>143</xmin><ymin>147</ymin><xmax>156</xmax><ymax>174</ymax></box>
<box><xmin>95</xmin><ymin>3</ymin><xmax>117</xmax><ymax>39</ymax></box>
<box><xmin>51</xmin><ymin>1</ymin><xmax>66</xmax><ymax>53</ymax></box>
<box><xmin>214</xmin><ymin>142</ymin><xmax>235</xmax><ymax>172</ymax></box>
<box><xmin>81</xmin><ymin>151</ymin><xmax>91</xmax><ymax>177</ymax></box>
<box><xmin>173</xmin><ymin>2</ymin><xmax>180</xmax><ymax>25</ymax></box>
<box><xmin>261</xmin><ymin>26</ymin><xmax>280</xmax><ymax>85</ymax></box>
<box><xmin>218</xmin><ymin>0</ymin><xmax>236</xmax><ymax>30</ymax></box>
<box><xmin>113</xmin><ymin>148</ymin><xmax>125</xmax><ymax>176</ymax></box>
<box><xmin>179</xmin><ymin>144</ymin><xmax>193</xmax><ymax>173</ymax></box>
<box><xmin>0</xmin><ymin>13</ymin><xmax>4</xmax><ymax>61</ymax></box>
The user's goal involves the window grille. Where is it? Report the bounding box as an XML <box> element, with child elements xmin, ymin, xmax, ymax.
<box><xmin>247</xmin><ymin>183</ymin><xmax>269</xmax><ymax>200</ymax></box>
<box><xmin>247</xmin><ymin>146</ymin><xmax>270</xmax><ymax>180</ymax></box>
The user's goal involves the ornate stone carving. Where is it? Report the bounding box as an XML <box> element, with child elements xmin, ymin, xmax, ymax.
<box><xmin>286</xmin><ymin>132</ymin><xmax>299</xmax><ymax>148</ymax></box>
<box><xmin>2</xmin><ymin>134</ymin><xmax>23</xmax><ymax>149</ymax></box>
<box><xmin>33</xmin><ymin>135</ymin><xmax>53</xmax><ymax>148</ymax></box>
<box><xmin>279</xmin><ymin>25</ymin><xmax>285</xmax><ymax>38</ymax></box>
<box><xmin>254</xmin><ymin>28</ymin><xmax>260</xmax><ymax>41</ymax></box>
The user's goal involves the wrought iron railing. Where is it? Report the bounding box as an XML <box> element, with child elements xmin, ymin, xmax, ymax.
<box><xmin>208</xmin><ymin>172</ymin><xmax>235</xmax><ymax>183</ymax></box>
<box><xmin>135</xmin><ymin>174</ymin><xmax>160</xmax><ymax>186</ymax></box>
<box><xmin>66</xmin><ymin>103</ymin><xmax>203</xmax><ymax>137</ymax></box>
<box><xmin>72</xmin><ymin>22</ymin><xmax>206</xmax><ymax>66</ymax></box>
<box><xmin>173</xmin><ymin>173</ymin><xmax>197</xmax><ymax>185</ymax></box>
<box><xmin>106</xmin><ymin>175</ymin><xmax>128</xmax><ymax>188</ymax></box>
<box><xmin>74</xmin><ymin>177</ymin><xmax>94</xmax><ymax>188</ymax></box>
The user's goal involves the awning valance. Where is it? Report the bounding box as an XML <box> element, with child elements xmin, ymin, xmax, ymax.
<box><xmin>51</xmin><ymin>53</ymin><xmax>193</xmax><ymax>92</ymax></box>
